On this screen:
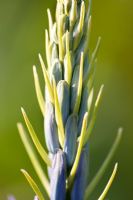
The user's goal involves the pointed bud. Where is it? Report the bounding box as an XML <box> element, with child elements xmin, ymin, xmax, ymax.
<box><xmin>50</xmin><ymin>60</ymin><xmax>62</xmax><ymax>85</ymax></box>
<box><xmin>71</xmin><ymin>148</ymin><xmax>89</xmax><ymax>200</ymax></box>
<box><xmin>44</xmin><ymin>101</ymin><xmax>59</xmax><ymax>153</ymax></box>
<box><xmin>64</xmin><ymin>114</ymin><xmax>78</xmax><ymax>166</ymax></box>
<box><xmin>50</xmin><ymin>150</ymin><xmax>66</xmax><ymax>200</ymax></box>
<box><xmin>51</xmin><ymin>43</ymin><xmax>59</xmax><ymax>65</ymax></box>
<box><xmin>57</xmin><ymin>80</ymin><xmax>70</xmax><ymax>126</ymax></box>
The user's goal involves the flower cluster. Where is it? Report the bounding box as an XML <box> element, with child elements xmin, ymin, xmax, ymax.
<box><xmin>17</xmin><ymin>0</ymin><xmax>122</xmax><ymax>200</ymax></box>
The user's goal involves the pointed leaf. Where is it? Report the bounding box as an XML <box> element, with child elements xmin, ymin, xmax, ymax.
<box><xmin>84</xmin><ymin>85</ymin><xmax>104</xmax><ymax>145</ymax></box>
<box><xmin>21</xmin><ymin>108</ymin><xmax>51</xmax><ymax>166</ymax></box>
<box><xmin>39</xmin><ymin>54</ymin><xmax>54</xmax><ymax>103</ymax></box>
<box><xmin>33</xmin><ymin>66</ymin><xmax>45</xmax><ymax>116</ymax></box>
<box><xmin>17</xmin><ymin>123</ymin><xmax>50</xmax><ymax>196</ymax></box>
<box><xmin>74</xmin><ymin>52</ymin><xmax>84</xmax><ymax>114</ymax></box>
<box><xmin>21</xmin><ymin>169</ymin><xmax>45</xmax><ymax>200</ymax></box>
<box><xmin>68</xmin><ymin>112</ymin><xmax>88</xmax><ymax>185</ymax></box>
<box><xmin>85</xmin><ymin>128</ymin><xmax>123</xmax><ymax>199</ymax></box>
<box><xmin>98</xmin><ymin>163</ymin><xmax>118</xmax><ymax>200</ymax></box>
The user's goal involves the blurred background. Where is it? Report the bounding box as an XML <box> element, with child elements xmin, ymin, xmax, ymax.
<box><xmin>0</xmin><ymin>0</ymin><xmax>132</xmax><ymax>199</ymax></box>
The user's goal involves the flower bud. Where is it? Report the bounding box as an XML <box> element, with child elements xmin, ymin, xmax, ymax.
<box><xmin>50</xmin><ymin>59</ymin><xmax>62</xmax><ymax>85</ymax></box>
<box><xmin>57</xmin><ymin>80</ymin><xmax>70</xmax><ymax>126</ymax></box>
<box><xmin>64</xmin><ymin>114</ymin><xmax>78</xmax><ymax>166</ymax></box>
<box><xmin>50</xmin><ymin>150</ymin><xmax>66</xmax><ymax>200</ymax></box>
<box><xmin>44</xmin><ymin>101</ymin><xmax>59</xmax><ymax>153</ymax></box>
<box><xmin>51</xmin><ymin>43</ymin><xmax>59</xmax><ymax>65</ymax></box>
<box><xmin>71</xmin><ymin>148</ymin><xmax>89</xmax><ymax>200</ymax></box>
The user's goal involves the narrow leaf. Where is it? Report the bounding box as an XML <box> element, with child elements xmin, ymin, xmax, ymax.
<box><xmin>17</xmin><ymin>123</ymin><xmax>50</xmax><ymax>196</ymax></box>
<box><xmin>64</xmin><ymin>31</ymin><xmax>72</xmax><ymax>85</ymax></box>
<box><xmin>33</xmin><ymin>66</ymin><xmax>45</xmax><ymax>116</ymax></box>
<box><xmin>68</xmin><ymin>112</ymin><xmax>88</xmax><ymax>185</ymax></box>
<box><xmin>85</xmin><ymin>128</ymin><xmax>123</xmax><ymax>199</ymax></box>
<box><xmin>84</xmin><ymin>36</ymin><xmax>101</xmax><ymax>85</ymax></box>
<box><xmin>84</xmin><ymin>15</ymin><xmax>92</xmax><ymax>56</ymax></box>
<box><xmin>58</xmin><ymin>15</ymin><xmax>65</xmax><ymax>61</ymax></box>
<box><xmin>74</xmin><ymin>52</ymin><xmax>84</xmax><ymax>114</ymax></box>
<box><xmin>39</xmin><ymin>54</ymin><xmax>54</xmax><ymax>103</ymax></box>
<box><xmin>78</xmin><ymin>1</ymin><xmax>85</xmax><ymax>33</ymax></box>
<box><xmin>98</xmin><ymin>163</ymin><xmax>118</xmax><ymax>200</ymax></box>
<box><xmin>70</xmin><ymin>0</ymin><xmax>77</xmax><ymax>30</ymax></box>
<box><xmin>21</xmin><ymin>108</ymin><xmax>51</xmax><ymax>166</ymax></box>
<box><xmin>90</xmin><ymin>36</ymin><xmax>101</xmax><ymax>65</ymax></box>
<box><xmin>21</xmin><ymin>169</ymin><xmax>45</xmax><ymax>200</ymax></box>
<box><xmin>45</xmin><ymin>29</ymin><xmax>51</xmax><ymax>69</ymax></box>
<box><xmin>87</xmin><ymin>88</ymin><xmax>94</xmax><ymax>115</ymax></box>
<box><xmin>47</xmin><ymin>9</ymin><xmax>53</xmax><ymax>42</ymax></box>
<box><xmin>73</xmin><ymin>2</ymin><xmax>85</xmax><ymax>50</ymax></box>
<box><xmin>84</xmin><ymin>85</ymin><xmax>104</xmax><ymax>145</ymax></box>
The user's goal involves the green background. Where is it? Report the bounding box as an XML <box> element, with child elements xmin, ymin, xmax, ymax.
<box><xmin>0</xmin><ymin>0</ymin><xmax>132</xmax><ymax>199</ymax></box>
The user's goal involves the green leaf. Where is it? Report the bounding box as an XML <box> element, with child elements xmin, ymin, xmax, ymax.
<box><xmin>57</xmin><ymin>14</ymin><xmax>65</xmax><ymax>61</ymax></box>
<box><xmin>33</xmin><ymin>66</ymin><xmax>45</xmax><ymax>116</ymax></box>
<box><xmin>78</xmin><ymin>2</ymin><xmax>85</xmax><ymax>33</ymax></box>
<box><xmin>98</xmin><ymin>163</ymin><xmax>118</xmax><ymax>200</ymax></box>
<box><xmin>84</xmin><ymin>85</ymin><xmax>104</xmax><ymax>145</ymax></box>
<box><xmin>64</xmin><ymin>31</ymin><xmax>72</xmax><ymax>85</ymax></box>
<box><xmin>39</xmin><ymin>54</ymin><xmax>54</xmax><ymax>103</ymax></box>
<box><xmin>85</xmin><ymin>128</ymin><xmax>123</xmax><ymax>199</ymax></box>
<box><xmin>84</xmin><ymin>15</ymin><xmax>92</xmax><ymax>56</ymax></box>
<box><xmin>73</xmin><ymin>2</ymin><xmax>85</xmax><ymax>50</ymax></box>
<box><xmin>21</xmin><ymin>108</ymin><xmax>51</xmax><ymax>167</ymax></box>
<box><xmin>47</xmin><ymin>9</ymin><xmax>53</xmax><ymax>43</ymax></box>
<box><xmin>53</xmin><ymin>78</ymin><xmax>65</xmax><ymax>148</ymax></box>
<box><xmin>87</xmin><ymin>87</ymin><xmax>94</xmax><ymax>116</ymax></box>
<box><xmin>17</xmin><ymin>123</ymin><xmax>50</xmax><ymax>197</ymax></box>
<box><xmin>74</xmin><ymin>52</ymin><xmax>84</xmax><ymax>114</ymax></box>
<box><xmin>70</xmin><ymin>0</ymin><xmax>77</xmax><ymax>30</ymax></box>
<box><xmin>45</xmin><ymin>29</ymin><xmax>51</xmax><ymax>69</ymax></box>
<box><xmin>68</xmin><ymin>112</ymin><xmax>88</xmax><ymax>185</ymax></box>
<box><xmin>21</xmin><ymin>169</ymin><xmax>45</xmax><ymax>200</ymax></box>
<box><xmin>84</xmin><ymin>36</ymin><xmax>101</xmax><ymax>85</ymax></box>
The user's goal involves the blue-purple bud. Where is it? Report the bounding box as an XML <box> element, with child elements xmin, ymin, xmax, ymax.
<box><xmin>71</xmin><ymin>148</ymin><xmax>89</xmax><ymax>200</ymax></box>
<box><xmin>44</xmin><ymin>101</ymin><xmax>59</xmax><ymax>153</ymax></box>
<box><xmin>51</xmin><ymin>43</ymin><xmax>58</xmax><ymax>65</ymax></box>
<box><xmin>64</xmin><ymin>114</ymin><xmax>78</xmax><ymax>167</ymax></box>
<box><xmin>57</xmin><ymin>80</ymin><xmax>70</xmax><ymax>126</ymax></box>
<box><xmin>50</xmin><ymin>150</ymin><xmax>66</xmax><ymax>200</ymax></box>
<box><xmin>50</xmin><ymin>60</ymin><xmax>62</xmax><ymax>85</ymax></box>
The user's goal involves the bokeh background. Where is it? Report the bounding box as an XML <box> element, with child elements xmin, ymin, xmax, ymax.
<box><xmin>0</xmin><ymin>0</ymin><xmax>132</xmax><ymax>199</ymax></box>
